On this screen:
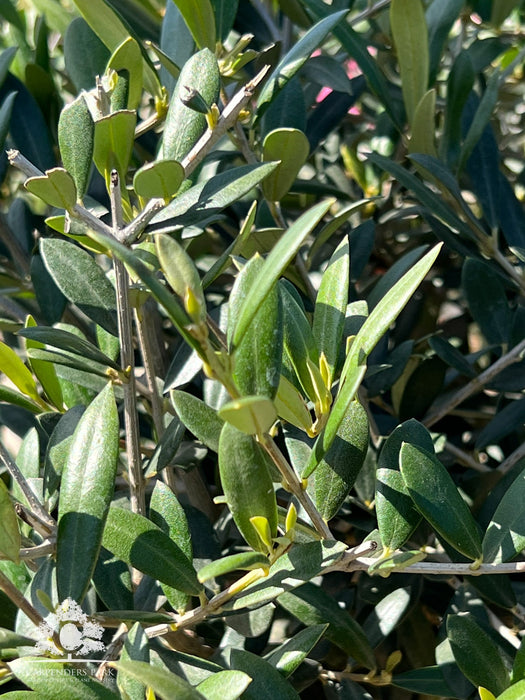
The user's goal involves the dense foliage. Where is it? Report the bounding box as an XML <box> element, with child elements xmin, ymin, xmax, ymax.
<box><xmin>1</xmin><ymin>0</ymin><xmax>525</xmax><ymax>697</ymax></box>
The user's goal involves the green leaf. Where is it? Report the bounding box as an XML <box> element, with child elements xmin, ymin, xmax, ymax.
<box><xmin>196</xmin><ymin>670</ymin><xmax>251</xmax><ymax>700</ymax></box>
<box><xmin>156</xmin><ymin>233</ymin><xmax>206</xmax><ymax>321</ymax></box>
<box><xmin>462</xmin><ymin>258</ymin><xmax>511</xmax><ymax>346</ymax></box>
<box><xmin>171</xmin><ymin>390</ymin><xmax>223</xmax><ymax>452</ymax></box>
<box><xmin>117</xmin><ymin>623</ymin><xmax>149</xmax><ymax>700</ymax></box>
<box><xmin>0</xmin><ymin>480</ymin><xmax>20</xmax><ymax>563</ymax></box>
<box><xmin>362</xmin><ymin>586</ymin><xmax>413</xmax><ymax>646</ymax></box>
<box><xmin>497</xmin><ymin>681</ymin><xmax>525</xmax><ymax>700</ymax></box>
<box><xmin>376</xmin><ymin>420</ymin><xmax>433</xmax><ymax>552</ymax></box>
<box><xmin>447</xmin><ymin>614</ymin><xmax>510</xmax><ymax>696</ymax></box>
<box><xmin>390</xmin><ymin>0</ymin><xmax>429</xmax><ymax>126</ymax></box>
<box><xmin>19</xmin><ymin>326</ymin><xmax>121</xmax><ymax>372</ymax></box>
<box><xmin>229</xmin><ymin>650</ymin><xmax>300</xmax><ymax>699</ymax></box>
<box><xmin>0</xmin><ymin>340</ymin><xmax>43</xmax><ymax>406</ymax></box>
<box><xmin>314</xmin><ymin>399</ymin><xmax>369</xmax><ymax>521</ymax></box>
<box><xmin>228</xmin><ymin>254</ymin><xmax>283</xmax><ymax>399</ymax></box>
<box><xmin>210</xmin><ymin>0</ymin><xmax>238</xmax><ymax>41</ymax></box>
<box><xmin>198</xmin><ymin>552</ymin><xmax>269</xmax><ymax>583</ymax></box>
<box><xmin>399</xmin><ymin>443</ymin><xmax>482</xmax><ymax>561</ymax></box>
<box><xmin>133</xmin><ymin>160</ymin><xmax>184</xmax><ymax>200</ymax></box>
<box><xmin>150</xmin><ymin>481</ymin><xmax>193</xmax><ymax>612</ymax></box>
<box><xmin>0</xmin><ymin>384</ymin><xmax>43</xmax><ymax>414</ymax></box>
<box><xmin>279</xmin><ymin>582</ymin><xmax>376</xmax><ymax>670</ymax></box>
<box><xmin>231</xmin><ymin>199</ymin><xmax>332</xmax><ymax>348</ymax></box>
<box><xmin>392</xmin><ymin>666</ymin><xmax>455</xmax><ymax>696</ymax></box>
<box><xmin>150</xmin><ymin>163</ymin><xmax>278</xmax><ymax>228</ymax></box>
<box><xmin>171</xmin><ymin>0</ymin><xmax>216</xmax><ymax>50</ymax></box>
<box><xmin>218</xmin><ymin>396</ymin><xmax>277</xmax><ymax>436</ymax></box>
<box><xmin>0</xmin><ymin>91</ymin><xmax>16</xmax><ymax>153</ymax></box>
<box><xmin>256</xmin><ymin>9</ymin><xmax>348</xmax><ymax>119</ymax></box>
<box><xmin>410</xmin><ymin>89</ymin><xmax>437</xmax><ymax>156</ymax></box>
<box><xmin>224</xmin><ymin>540</ymin><xmax>347</xmax><ymax>611</ymax></box>
<box><xmin>25</xmin><ymin>168</ymin><xmax>77</xmax><ymax>212</ymax></box>
<box><xmin>106</xmin><ymin>37</ymin><xmax>143</xmax><ymax>111</ymax></box>
<box><xmin>64</xmin><ymin>17</ymin><xmax>110</xmax><ymax>92</ymax></box>
<box><xmin>312</xmin><ymin>236</ymin><xmax>349</xmax><ymax>386</ymax></box>
<box><xmin>22</xmin><ymin>316</ymin><xmax>63</xmax><ymax>410</ymax></box>
<box><xmin>218</xmin><ymin>422</ymin><xmax>277</xmax><ymax>551</ymax></box>
<box><xmin>9</xmin><ymin>657</ymin><xmax>120</xmax><ymax>699</ymax></box>
<box><xmin>265</xmin><ymin>624</ymin><xmax>328</xmax><ymax>677</ymax></box>
<box><xmin>102</xmin><ymin>506</ymin><xmax>202</xmax><ymax>595</ymax></box>
<box><xmin>93</xmin><ymin>109</ymin><xmax>136</xmax><ymax>185</ymax></box>
<box><xmin>304</xmin><ymin>244</ymin><xmax>442</xmax><ymax>476</ymax></box>
<box><xmin>161</xmin><ymin>48</ymin><xmax>219</xmax><ymax>161</ymax></box>
<box><xmin>482</xmin><ymin>468</ymin><xmax>525</xmax><ymax>563</ymax></box>
<box><xmin>56</xmin><ymin>383</ymin><xmax>119</xmax><ymax>602</ymax></box>
<box><xmin>58</xmin><ymin>94</ymin><xmax>94</xmax><ymax>200</ymax></box>
<box><xmin>112</xmin><ymin>660</ymin><xmax>205</xmax><ymax>700</ymax></box>
<box><xmin>40</xmin><ymin>238</ymin><xmax>118</xmax><ymax>336</ymax></box>
<box><xmin>261</xmin><ymin>128</ymin><xmax>309</xmax><ymax>201</ymax></box>
<box><xmin>69</xmin><ymin>0</ymin><xmax>160</xmax><ymax>96</ymax></box>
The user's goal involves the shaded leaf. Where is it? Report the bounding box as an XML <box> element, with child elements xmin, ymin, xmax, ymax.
<box><xmin>482</xmin><ymin>467</ymin><xmax>525</xmax><ymax>563</ymax></box>
<box><xmin>171</xmin><ymin>390</ymin><xmax>223</xmax><ymax>452</ymax></box>
<box><xmin>0</xmin><ymin>480</ymin><xmax>20</xmax><ymax>563</ymax></box>
<box><xmin>265</xmin><ymin>624</ymin><xmax>327</xmax><ymax>677</ymax></box>
<box><xmin>262</xmin><ymin>128</ymin><xmax>309</xmax><ymax>201</ymax></box>
<box><xmin>112</xmin><ymin>660</ymin><xmax>205</xmax><ymax>700</ymax></box>
<box><xmin>229</xmin><ymin>649</ymin><xmax>300</xmax><ymax>699</ymax></box>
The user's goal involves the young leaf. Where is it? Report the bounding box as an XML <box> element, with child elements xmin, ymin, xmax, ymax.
<box><xmin>399</xmin><ymin>443</ymin><xmax>482</xmax><ymax>561</ymax></box>
<box><xmin>56</xmin><ymin>383</ymin><xmax>119</xmax><ymax>602</ymax></box>
<box><xmin>156</xmin><ymin>233</ymin><xmax>206</xmax><ymax>322</ymax></box>
<box><xmin>390</xmin><ymin>0</ymin><xmax>429</xmax><ymax>126</ymax></box>
<box><xmin>40</xmin><ymin>238</ymin><xmax>118</xmax><ymax>336</ymax></box>
<box><xmin>304</xmin><ymin>244</ymin><xmax>442</xmax><ymax>476</ymax></box>
<box><xmin>312</xmin><ymin>236</ymin><xmax>349</xmax><ymax>386</ymax></box>
<box><xmin>482</xmin><ymin>468</ymin><xmax>525</xmax><ymax>563</ymax></box>
<box><xmin>102</xmin><ymin>506</ymin><xmax>202</xmax><ymax>595</ymax></box>
<box><xmin>228</xmin><ymin>254</ymin><xmax>283</xmax><ymax>399</ymax></box>
<box><xmin>218</xmin><ymin>422</ymin><xmax>278</xmax><ymax>551</ymax></box>
<box><xmin>218</xmin><ymin>396</ymin><xmax>277</xmax><ymax>436</ymax></box>
<box><xmin>0</xmin><ymin>480</ymin><xmax>20</xmax><ymax>564</ymax></box>
<box><xmin>231</xmin><ymin>200</ymin><xmax>333</xmax><ymax>349</ymax></box>
<box><xmin>25</xmin><ymin>168</ymin><xmax>77</xmax><ymax>213</ymax></box>
<box><xmin>133</xmin><ymin>159</ymin><xmax>184</xmax><ymax>200</ymax></box>
<box><xmin>197</xmin><ymin>552</ymin><xmax>269</xmax><ymax>583</ymax></box>
<box><xmin>447</xmin><ymin>613</ymin><xmax>510</xmax><ymax>696</ymax></box>
<box><xmin>229</xmin><ymin>649</ymin><xmax>300</xmax><ymax>700</ymax></box>
<box><xmin>0</xmin><ymin>340</ymin><xmax>44</xmax><ymax>408</ymax></box>
<box><xmin>262</xmin><ymin>128</ymin><xmax>310</xmax><ymax>202</ymax></box>
<box><xmin>112</xmin><ymin>660</ymin><xmax>205</xmax><ymax>700</ymax></box>
<box><xmin>196</xmin><ymin>670</ymin><xmax>252</xmax><ymax>700</ymax></box>
<box><xmin>265</xmin><ymin>624</ymin><xmax>328</xmax><ymax>677</ymax></box>
<box><xmin>106</xmin><ymin>37</ymin><xmax>143</xmax><ymax>111</ymax></box>
<box><xmin>497</xmin><ymin>682</ymin><xmax>525</xmax><ymax>700</ymax></box>
<box><xmin>279</xmin><ymin>582</ymin><xmax>376</xmax><ymax>670</ymax></box>
<box><xmin>160</xmin><ymin>48</ymin><xmax>219</xmax><ymax>161</ymax></box>
<box><xmin>314</xmin><ymin>399</ymin><xmax>369</xmax><ymax>521</ymax></box>
<box><xmin>58</xmin><ymin>94</ymin><xmax>94</xmax><ymax>200</ymax></box>
<box><xmin>22</xmin><ymin>316</ymin><xmax>64</xmax><ymax>410</ymax></box>
<box><xmin>93</xmin><ymin>109</ymin><xmax>136</xmax><ymax>186</ymax></box>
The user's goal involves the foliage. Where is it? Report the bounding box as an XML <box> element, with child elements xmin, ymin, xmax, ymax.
<box><xmin>0</xmin><ymin>0</ymin><xmax>524</xmax><ymax>698</ymax></box>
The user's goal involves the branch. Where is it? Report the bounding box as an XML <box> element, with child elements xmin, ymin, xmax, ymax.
<box><xmin>335</xmin><ymin>554</ymin><xmax>525</xmax><ymax>576</ymax></box>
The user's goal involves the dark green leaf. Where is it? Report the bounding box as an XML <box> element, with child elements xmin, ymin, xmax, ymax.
<box><xmin>210</xmin><ymin>0</ymin><xmax>238</xmax><ymax>41</ymax></box>
<box><xmin>447</xmin><ymin>613</ymin><xmax>510</xmax><ymax>696</ymax></box>
<box><xmin>0</xmin><ymin>480</ymin><xmax>20</xmax><ymax>563</ymax></box>
<box><xmin>40</xmin><ymin>238</ymin><xmax>118</xmax><ymax>336</ymax></box>
<box><xmin>102</xmin><ymin>506</ymin><xmax>202</xmax><ymax>595</ymax></box>
<box><xmin>58</xmin><ymin>94</ymin><xmax>94</xmax><ymax>200</ymax></box>
<box><xmin>229</xmin><ymin>649</ymin><xmax>300</xmax><ymax>699</ymax></box>
<box><xmin>171</xmin><ymin>390</ymin><xmax>223</xmax><ymax>452</ymax></box>
<box><xmin>9</xmin><ymin>658</ymin><xmax>120</xmax><ymax>698</ymax></box>
<box><xmin>170</xmin><ymin>0</ymin><xmax>215</xmax><ymax>50</ymax></box>
<box><xmin>57</xmin><ymin>383</ymin><xmax>119</xmax><ymax>602</ymax></box>
<box><xmin>44</xmin><ymin>405</ymin><xmax>85</xmax><ymax>500</ymax></box>
<box><xmin>279</xmin><ymin>582</ymin><xmax>376</xmax><ymax>670</ymax></box>
<box><xmin>393</xmin><ymin>665</ymin><xmax>455</xmax><ymax>696</ymax></box>
<box><xmin>482</xmin><ymin>467</ymin><xmax>525</xmax><ymax>563</ymax></box>
<box><xmin>64</xmin><ymin>17</ymin><xmax>110</xmax><ymax>91</ymax></box>
<box><xmin>362</xmin><ymin>587</ymin><xmax>412</xmax><ymax>647</ymax></box>
<box><xmin>198</xmin><ymin>552</ymin><xmax>269</xmax><ymax>583</ymax></box>
<box><xmin>196</xmin><ymin>670</ymin><xmax>251</xmax><ymax>700</ymax></box>
<box><xmin>426</xmin><ymin>0</ymin><xmax>464</xmax><ymax>84</ymax></box>
<box><xmin>428</xmin><ymin>336</ymin><xmax>477</xmax><ymax>378</ymax></box>
<box><xmin>265</xmin><ymin>624</ymin><xmax>327</xmax><ymax>677</ymax></box>
<box><xmin>112</xmin><ymin>660</ymin><xmax>205</xmax><ymax>700</ymax></box>
<box><xmin>462</xmin><ymin>258</ymin><xmax>511</xmax><ymax>346</ymax></box>
<box><xmin>400</xmin><ymin>443</ymin><xmax>482</xmax><ymax>561</ymax></box>
<box><xmin>19</xmin><ymin>327</ymin><xmax>121</xmax><ymax>371</ymax></box>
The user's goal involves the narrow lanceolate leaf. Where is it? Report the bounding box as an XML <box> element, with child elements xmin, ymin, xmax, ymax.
<box><xmin>103</xmin><ymin>506</ymin><xmax>201</xmax><ymax>595</ymax></box>
<box><xmin>399</xmin><ymin>443</ymin><xmax>482</xmax><ymax>561</ymax></box>
<box><xmin>312</xmin><ymin>236</ymin><xmax>349</xmax><ymax>386</ymax></box>
<box><xmin>314</xmin><ymin>399</ymin><xmax>369</xmax><ymax>521</ymax></box>
<box><xmin>0</xmin><ymin>340</ymin><xmax>44</xmax><ymax>407</ymax></box>
<box><xmin>57</xmin><ymin>383</ymin><xmax>119</xmax><ymax>602</ymax></box>
<box><xmin>232</xmin><ymin>200</ymin><xmax>333</xmax><ymax>349</ymax></box>
<box><xmin>171</xmin><ymin>390</ymin><xmax>223</xmax><ymax>452</ymax></box>
<box><xmin>9</xmin><ymin>657</ymin><xmax>120</xmax><ymax>699</ymax></box>
<box><xmin>376</xmin><ymin>419</ymin><xmax>433</xmax><ymax>552</ymax></box>
<box><xmin>256</xmin><ymin>9</ymin><xmax>348</xmax><ymax>119</ymax></box>
<box><xmin>40</xmin><ymin>238</ymin><xmax>118</xmax><ymax>336</ymax></box>
<box><xmin>161</xmin><ymin>48</ymin><xmax>219</xmax><ymax>161</ymax></box>
<box><xmin>171</xmin><ymin>0</ymin><xmax>216</xmax><ymax>50</ymax></box>
<box><xmin>229</xmin><ymin>650</ymin><xmax>300</xmax><ymax>700</ymax></box>
<box><xmin>262</xmin><ymin>128</ymin><xmax>310</xmax><ymax>201</ymax></box>
<box><xmin>218</xmin><ymin>422</ymin><xmax>277</xmax><ymax>552</ymax></box>
<box><xmin>156</xmin><ymin>233</ymin><xmax>206</xmax><ymax>321</ymax></box>
<box><xmin>22</xmin><ymin>316</ymin><xmax>63</xmax><ymax>410</ymax></box>
<box><xmin>25</xmin><ymin>168</ymin><xmax>77</xmax><ymax>212</ymax></box>
<box><xmin>410</xmin><ymin>89</ymin><xmax>437</xmax><ymax>157</ymax></box>
<box><xmin>279</xmin><ymin>583</ymin><xmax>376</xmax><ymax>670</ymax></box>
<box><xmin>0</xmin><ymin>480</ymin><xmax>20</xmax><ymax>563</ymax></box>
<box><xmin>265</xmin><ymin>624</ymin><xmax>328</xmax><ymax>677</ymax></box>
<box><xmin>390</xmin><ymin>0</ymin><xmax>429</xmax><ymax>126</ymax></box>
<box><xmin>196</xmin><ymin>670</ymin><xmax>252</xmax><ymax>700</ymax></box>
<box><xmin>447</xmin><ymin>614</ymin><xmax>510</xmax><ymax>696</ymax></box>
<box><xmin>58</xmin><ymin>93</ymin><xmax>94</xmax><ymax>200</ymax></box>
<box><xmin>112</xmin><ymin>660</ymin><xmax>205</xmax><ymax>700</ymax></box>
<box><xmin>228</xmin><ymin>254</ymin><xmax>283</xmax><ymax>399</ymax></box>
<box><xmin>304</xmin><ymin>244</ymin><xmax>442</xmax><ymax>476</ymax></box>
<box><xmin>482</xmin><ymin>469</ymin><xmax>525</xmax><ymax>563</ymax></box>
<box><xmin>198</xmin><ymin>552</ymin><xmax>269</xmax><ymax>583</ymax></box>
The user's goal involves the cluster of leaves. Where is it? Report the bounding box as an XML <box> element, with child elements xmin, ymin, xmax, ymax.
<box><xmin>0</xmin><ymin>0</ymin><xmax>525</xmax><ymax>698</ymax></box>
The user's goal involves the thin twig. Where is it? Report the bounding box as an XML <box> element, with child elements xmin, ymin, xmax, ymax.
<box><xmin>343</xmin><ymin>556</ymin><xmax>525</xmax><ymax>576</ymax></box>
<box><xmin>110</xmin><ymin>171</ymin><xmax>145</xmax><ymax>516</ymax></box>
<box><xmin>423</xmin><ymin>337</ymin><xmax>525</xmax><ymax>427</ymax></box>
<box><xmin>499</xmin><ymin>440</ymin><xmax>525</xmax><ymax>475</ymax></box>
<box><xmin>0</xmin><ymin>569</ymin><xmax>45</xmax><ymax>627</ymax></box>
<box><xmin>444</xmin><ymin>440</ymin><xmax>491</xmax><ymax>473</ymax></box>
